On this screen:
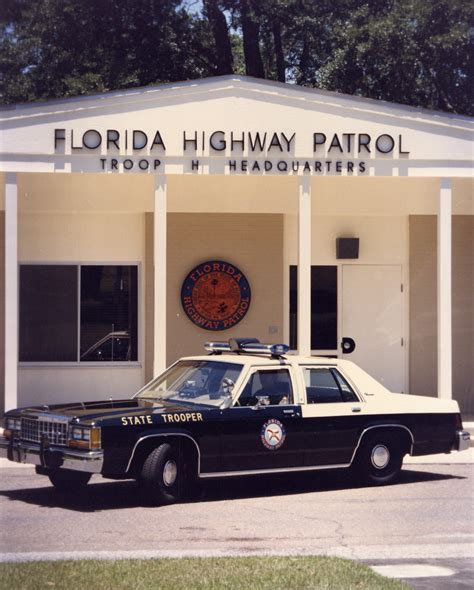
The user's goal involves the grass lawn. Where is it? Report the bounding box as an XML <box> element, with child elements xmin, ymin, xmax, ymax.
<box><xmin>0</xmin><ymin>556</ymin><xmax>409</xmax><ymax>589</ymax></box>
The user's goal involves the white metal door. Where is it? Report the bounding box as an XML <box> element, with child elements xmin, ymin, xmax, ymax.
<box><xmin>342</xmin><ymin>265</ymin><xmax>405</xmax><ymax>393</ymax></box>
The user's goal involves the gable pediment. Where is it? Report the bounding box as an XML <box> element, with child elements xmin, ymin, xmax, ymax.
<box><xmin>1</xmin><ymin>76</ymin><xmax>472</xmax><ymax>176</ymax></box>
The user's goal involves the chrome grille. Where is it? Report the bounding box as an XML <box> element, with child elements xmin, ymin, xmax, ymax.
<box><xmin>21</xmin><ymin>416</ymin><xmax>69</xmax><ymax>446</ymax></box>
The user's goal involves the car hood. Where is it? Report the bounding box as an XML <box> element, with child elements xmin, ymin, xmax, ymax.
<box><xmin>9</xmin><ymin>398</ymin><xmax>212</xmax><ymax>424</ymax></box>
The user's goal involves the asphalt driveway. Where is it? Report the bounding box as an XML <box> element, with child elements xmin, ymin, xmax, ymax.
<box><xmin>1</xmin><ymin>463</ymin><xmax>473</xmax><ymax>587</ymax></box>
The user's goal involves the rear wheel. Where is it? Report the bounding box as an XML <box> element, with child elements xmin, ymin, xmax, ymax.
<box><xmin>140</xmin><ymin>443</ymin><xmax>183</xmax><ymax>505</ymax></box>
<box><xmin>354</xmin><ymin>433</ymin><xmax>403</xmax><ymax>486</ymax></box>
<box><xmin>48</xmin><ymin>469</ymin><xmax>91</xmax><ymax>491</ymax></box>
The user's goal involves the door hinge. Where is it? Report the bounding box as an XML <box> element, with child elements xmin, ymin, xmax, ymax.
<box><xmin>401</xmin><ymin>337</ymin><xmax>404</xmax><ymax>346</ymax></box>
<box><xmin>401</xmin><ymin>283</ymin><xmax>404</xmax><ymax>293</ymax></box>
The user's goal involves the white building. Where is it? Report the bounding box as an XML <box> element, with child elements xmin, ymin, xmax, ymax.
<box><xmin>1</xmin><ymin>76</ymin><xmax>473</xmax><ymax>417</ymax></box>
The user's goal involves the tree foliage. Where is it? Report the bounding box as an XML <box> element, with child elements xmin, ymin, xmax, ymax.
<box><xmin>1</xmin><ymin>0</ymin><xmax>472</xmax><ymax>114</ymax></box>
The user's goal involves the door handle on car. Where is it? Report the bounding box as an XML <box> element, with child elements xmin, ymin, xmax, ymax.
<box><xmin>352</xmin><ymin>406</ymin><xmax>361</xmax><ymax>413</ymax></box>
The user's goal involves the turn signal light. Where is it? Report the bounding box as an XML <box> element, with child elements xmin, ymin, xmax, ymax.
<box><xmin>68</xmin><ymin>426</ymin><xmax>101</xmax><ymax>450</ymax></box>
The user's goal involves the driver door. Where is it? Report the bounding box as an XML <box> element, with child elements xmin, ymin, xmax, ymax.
<box><xmin>218</xmin><ymin>367</ymin><xmax>305</xmax><ymax>473</ymax></box>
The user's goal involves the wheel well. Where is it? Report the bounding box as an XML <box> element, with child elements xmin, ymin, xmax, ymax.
<box><xmin>353</xmin><ymin>426</ymin><xmax>413</xmax><ymax>463</ymax></box>
<box><xmin>127</xmin><ymin>435</ymin><xmax>199</xmax><ymax>479</ymax></box>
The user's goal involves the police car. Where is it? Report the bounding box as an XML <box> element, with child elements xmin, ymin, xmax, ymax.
<box><xmin>1</xmin><ymin>338</ymin><xmax>470</xmax><ymax>505</ymax></box>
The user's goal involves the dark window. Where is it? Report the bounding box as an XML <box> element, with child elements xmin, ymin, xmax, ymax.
<box><xmin>237</xmin><ymin>369</ymin><xmax>293</xmax><ymax>406</ymax></box>
<box><xmin>19</xmin><ymin>265</ymin><xmax>138</xmax><ymax>363</ymax></box>
<box><xmin>290</xmin><ymin>266</ymin><xmax>337</xmax><ymax>350</ymax></box>
<box><xmin>20</xmin><ymin>266</ymin><xmax>78</xmax><ymax>362</ymax></box>
<box><xmin>80</xmin><ymin>266</ymin><xmax>138</xmax><ymax>361</ymax></box>
<box><xmin>304</xmin><ymin>368</ymin><xmax>358</xmax><ymax>403</ymax></box>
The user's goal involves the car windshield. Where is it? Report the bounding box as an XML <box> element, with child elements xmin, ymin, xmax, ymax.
<box><xmin>137</xmin><ymin>360</ymin><xmax>244</xmax><ymax>407</ymax></box>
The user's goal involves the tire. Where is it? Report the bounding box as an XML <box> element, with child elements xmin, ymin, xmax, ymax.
<box><xmin>354</xmin><ymin>433</ymin><xmax>403</xmax><ymax>486</ymax></box>
<box><xmin>140</xmin><ymin>443</ymin><xmax>183</xmax><ymax>505</ymax></box>
<box><xmin>48</xmin><ymin>469</ymin><xmax>92</xmax><ymax>491</ymax></box>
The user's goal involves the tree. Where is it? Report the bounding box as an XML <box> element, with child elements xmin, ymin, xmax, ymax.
<box><xmin>315</xmin><ymin>0</ymin><xmax>473</xmax><ymax>115</ymax></box>
<box><xmin>0</xmin><ymin>0</ymin><xmax>206</xmax><ymax>102</ymax></box>
<box><xmin>202</xmin><ymin>0</ymin><xmax>233</xmax><ymax>75</ymax></box>
<box><xmin>1</xmin><ymin>0</ymin><xmax>472</xmax><ymax>115</ymax></box>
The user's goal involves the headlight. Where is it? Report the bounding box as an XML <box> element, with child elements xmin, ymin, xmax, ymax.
<box><xmin>68</xmin><ymin>426</ymin><xmax>101</xmax><ymax>450</ymax></box>
<box><xmin>6</xmin><ymin>417</ymin><xmax>21</xmax><ymax>431</ymax></box>
<box><xmin>4</xmin><ymin>417</ymin><xmax>21</xmax><ymax>439</ymax></box>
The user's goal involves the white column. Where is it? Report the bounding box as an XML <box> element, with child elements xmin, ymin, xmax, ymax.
<box><xmin>298</xmin><ymin>177</ymin><xmax>311</xmax><ymax>356</ymax></box>
<box><xmin>5</xmin><ymin>173</ymin><xmax>18</xmax><ymax>411</ymax></box>
<box><xmin>437</xmin><ymin>178</ymin><xmax>452</xmax><ymax>399</ymax></box>
<box><xmin>153</xmin><ymin>175</ymin><xmax>167</xmax><ymax>376</ymax></box>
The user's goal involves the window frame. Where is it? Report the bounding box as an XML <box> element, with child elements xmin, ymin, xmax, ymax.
<box><xmin>301</xmin><ymin>366</ymin><xmax>361</xmax><ymax>405</ymax></box>
<box><xmin>232</xmin><ymin>366</ymin><xmax>297</xmax><ymax>408</ymax></box>
<box><xmin>18</xmin><ymin>261</ymin><xmax>141</xmax><ymax>367</ymax></box>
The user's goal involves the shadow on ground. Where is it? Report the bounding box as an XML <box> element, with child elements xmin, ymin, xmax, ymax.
<box><xmin>0</xmin><ymin>467</ymin><xmax>465</xmax><ymax>513</ymax></box>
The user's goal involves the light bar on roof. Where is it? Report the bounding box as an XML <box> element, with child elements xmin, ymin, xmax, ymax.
<box><xmin>205</xmin><ymin>339</ymin><xmax>289</xmax><ymax>357</ymax></box>
<box><xmin>204</xmin><ymin>341</ymin><xmax>231</xmax><ymax>353</ymax></box>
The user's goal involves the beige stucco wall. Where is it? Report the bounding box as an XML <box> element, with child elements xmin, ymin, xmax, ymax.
<box><xmin>409</xmin><ymin>215</ymin><xmax>474</xmax><ymax>416</ymax></box>
<box><xmin>167</xmin><ymin>213</ymin><xmax>284</xmax><ymax>364</ymax></box>
<box><xmin>0</xmin><ymin>211</ymin><xmax>4</xmax><ymax>416</ymax></box>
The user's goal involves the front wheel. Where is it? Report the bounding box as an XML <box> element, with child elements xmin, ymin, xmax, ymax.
<box><xmin>140</xmin><ymin>443</ymin><xmax>183</xmax><ymax>505</ymax></box>
<box><xmin>48</xmin><ymin>469</ymin><xmax>91</xmax><ymax>491</ymax></box>
<box><xmin>354</xmin><ymin>434</ymin><xmax>403</xmax><ymax>486</ymax></box>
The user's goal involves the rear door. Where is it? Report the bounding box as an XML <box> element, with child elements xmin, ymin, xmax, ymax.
<box><xmin>300</xmin><ymin>365</ymin><xmax>363</xmax><ymax>466</ymax></box>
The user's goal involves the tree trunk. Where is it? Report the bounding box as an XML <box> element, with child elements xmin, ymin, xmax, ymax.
<box><xmin>203</xmin><ymin>0</ymin><xmax>234</xmax><ymax>75</ymax></box>
<box><xmin>272</xmin><ymin>20</ymin><xmax>285</xmax><ymax>82</ymax></box>
<box><xmin>297</xmin><ymin>34</ymin><xmax>310</xmax><ymax>84</ymax></box>
<box><xmin>240</xmin><ymin>0</ymin><xmax>265</xmax><ymax>78</ymax></box>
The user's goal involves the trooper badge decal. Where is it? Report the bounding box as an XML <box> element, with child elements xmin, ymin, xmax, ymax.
<box><xmin>261</xmin><ymin>419</ymin><xmax>286</xmax><ymax>450</ymax></box>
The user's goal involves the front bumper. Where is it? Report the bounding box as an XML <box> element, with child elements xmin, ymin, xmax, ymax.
<box><xmin>0</xmin><ymin>436</ymin><xmax>103</xmax><ymax>474</ymax></box>
<box><xmin>456</xmin><ymin>430</ymin><xmax>471</xmax><ymax>452</ymax></box>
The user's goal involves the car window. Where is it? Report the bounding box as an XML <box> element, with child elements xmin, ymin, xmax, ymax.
<box><xmin>236</xmin><ymin>369</ymin><xmax>293</xmax><ymax>406</ymax></box>
<box><xmin>303</xmin><ymin>368</ymin><xmax>358</xmax><ymax>403</ymax></box>
<box><xmin>138</xmin><ymin>360</ymin><xmax>243</xmax><ymax>407</ymax></box>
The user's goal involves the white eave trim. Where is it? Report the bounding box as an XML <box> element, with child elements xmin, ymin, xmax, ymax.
<box><xmin>1</xmin><ymin>75</ymin><xmax>473</xmax><ymax>134</ymax></box>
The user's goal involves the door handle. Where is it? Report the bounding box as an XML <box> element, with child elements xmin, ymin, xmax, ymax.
<box><xmin>342</xmin><ymin>337</ymin><xmax>356</xmax><ymax>354</ymax></box>
<box><xmin>352</xmin><ymin>406</ymin><xmax>361</xmax><ymax>413</ymax></box>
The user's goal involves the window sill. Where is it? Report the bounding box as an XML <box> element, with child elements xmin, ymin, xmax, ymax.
<box><xmin>19</xmin><ymin>362</ymin><xmax>143</xmax><ymax>369</ymax></box>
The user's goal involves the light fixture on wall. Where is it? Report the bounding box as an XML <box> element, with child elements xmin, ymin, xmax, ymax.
<box><xmin>336</xmin><ymin>238</ymin><xmax>359</xmax><ymax>259</ymax></box>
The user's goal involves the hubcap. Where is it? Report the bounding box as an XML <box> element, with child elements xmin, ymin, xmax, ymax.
<box><xmin>162</xmin><ymin>460</ymin><xmax>178</xmax><ymax>487</ymax></box>
<box><xmin>371</xmin><ymin>444</ymin><xmax>390</xmax><ymax>469</ymax></box>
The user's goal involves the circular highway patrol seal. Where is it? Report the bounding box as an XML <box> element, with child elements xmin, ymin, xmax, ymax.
<box><xmin>181</xmin><ymin>260</ymin><xmax>251</xmax><ymax>331</ymax></box>
<box><xmin>261</xmin><ymin>419</ymin><xmax>286</xmax><ymax>450</ymax></box>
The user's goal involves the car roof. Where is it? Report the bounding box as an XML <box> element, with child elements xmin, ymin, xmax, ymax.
<box><xmin>178</xmin><ymin>354</ymin><xmax>341</xmax><ymax>367</ymax></box>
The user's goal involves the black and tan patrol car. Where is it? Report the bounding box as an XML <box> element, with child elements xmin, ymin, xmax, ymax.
<box><xmin>1</xmin><ymin>338</ymin><xmax>470</xmax><ymax>504</ymax></box>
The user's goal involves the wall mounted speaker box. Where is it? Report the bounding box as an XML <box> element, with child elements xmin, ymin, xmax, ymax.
<box><xmin>336</xmin><ymin>238</ymin><xmax>359</xmax><ymax>259</ymax></box>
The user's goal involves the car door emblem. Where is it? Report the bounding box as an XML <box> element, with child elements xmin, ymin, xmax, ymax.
<box><xmin>261</xmin><ymin>419</ymin><xmax>286</xmax><ymax>450</ymax></box>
